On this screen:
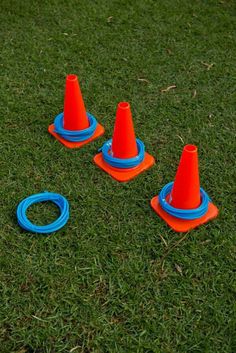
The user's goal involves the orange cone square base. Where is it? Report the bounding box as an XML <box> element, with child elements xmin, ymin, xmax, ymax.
<box><xmin>48</xmin><ymin>123</ymin><xmax>105</xmax><ymax>149</ymax></box>
<box><xmin>150</xmin><ymin>196</ymin><xmax>219</xmax><ymax>232</ymax></box>
<box><xmin>94</xmin><ymin>152</ymin><xmax>155</xmax><ymax>182</ymax></box>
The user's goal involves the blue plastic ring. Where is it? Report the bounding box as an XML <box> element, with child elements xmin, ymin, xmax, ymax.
<box><xmin>54</xmin><ymin>112</ymin><xmax>97</xmax><ymax>142</ymax></box>
<box><xmin>158</xmin><ymin>182</ymin><xmax>210</xmax><ymax>220</ymax></box>
<box><xmin>16</xmin><ymin>192</ymin><xmax>70</xmax><ymax>234</ymax></box>
<box><xmin>100</xmin><ymin>138</ymin><xmax>145</xmax><ymax>169</ymax></box>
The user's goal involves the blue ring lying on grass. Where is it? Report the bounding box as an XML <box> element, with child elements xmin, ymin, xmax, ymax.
<box><xmin>158</xmin><ymin>182</ymin><xmax>210</xmax><ymax>220</ymax></box>
<box><xmin>100</xmin><ymin>138</ymin><xmax>145</xmax><ymax>169</ymax></box>
<box><xmin>54</xmin><ymin>112</ymin><xmax>98</xmax><ymax>142</ymax></box>
<box><xmin>16</xmin><ymin>192</ymin><xmax>69</xmax><ymax>234</ymax></box>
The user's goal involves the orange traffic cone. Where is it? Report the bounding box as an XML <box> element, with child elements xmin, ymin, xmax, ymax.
<box><xmin>111</xmin><ymin>102</ymin><xmax>138</xmax><ymax>159</ymax></box>
<box><xmin>151</xmin><ymin>144</ymin><xmax>218</xmax><ymax>232</ymax></box>
<box><xmin>48</xmin><ymin>74</ymin><xmax>104</xmax><ymax>148</ymax></box>
<box><xmin>94</xmin><ymin>102</ymin><xmax>155</xmax><ymax>182</ymax></box>
<box><xmin>63</xmin><ymin>74</ymin><xmax>89</xmax><ymax>131</ymax></box>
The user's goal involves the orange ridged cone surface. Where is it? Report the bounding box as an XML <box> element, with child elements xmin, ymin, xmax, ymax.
<box><xmin>48</xmin><ymin>74</ymin><xmax>104</xmax><ymax>148</ymax></box>
<box><xmin>150</xmin><ymin>144</ymin><xmax>219</xmax><ymax>232</ymax></box>
<box><xmin>63</xmin><ymin>74</ymin><xmax>89</xmax><ymax>131</ymax></box>
<box><xmin>111</xmin><ymin>102</ymin><xmax>138</xmax><ymax>158</ymax></box>
<box><xmin>93</xmin><ymin>101</ymin><xmax>155</xmax><ymax>182</ymax></box>
<box><xmin>170</xmin><ymin>145</ymin><xmax>201</xmax><ymax>209</ymax></box>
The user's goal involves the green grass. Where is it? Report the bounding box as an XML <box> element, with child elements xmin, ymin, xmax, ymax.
<box><xmin>0</xmin><ymin>0</ymin><xmax>235</xmax><ymax>352</ymax></box>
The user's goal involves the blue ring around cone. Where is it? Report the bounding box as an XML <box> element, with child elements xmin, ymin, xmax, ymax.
<box><xmin>158</xmin><ymin>182</ymin><xmax>210</xmax><ymax>220</ymax></box>
<box><xmin>99</xmin><ymin>138</ymin><xmax>145</xmax><ymax>169</ymax></box>
<box><xmin>54</xmin><ymin>112</ymin><xmax>98</xmax><ymax>142</ymax></box>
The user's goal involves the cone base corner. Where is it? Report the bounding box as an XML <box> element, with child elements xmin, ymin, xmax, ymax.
<box><xmin>150</xmin><ymin>195</ymin><xmax>219</xmax><ymax>232</ymax></box>
<box><xmin>48</xmin><ymin>123</ymin><xmax>105</xmax><ymax>149</ymax></box>
<box><xmin>93</xmin><ymin>152</ymin><xmax>155</xmax><ymax>182</ymax></box>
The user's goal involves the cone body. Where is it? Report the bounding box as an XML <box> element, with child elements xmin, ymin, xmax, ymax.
<box><xmin>63</xmin><ymin>74</ymin><xmax>89</xmax><ymax>131</ymax></box>
<box><xmin>111</xmin><ymin>102</ymin><xmax>138</xmax><ymax>159</ymax></box>
<box><xmin>170</xmin><ymin>145</ymin><xmax>201</xmax><ymax>209</ymax></box>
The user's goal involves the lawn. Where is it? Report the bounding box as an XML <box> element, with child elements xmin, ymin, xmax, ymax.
<box><xmin>0</xmin><ymin>0</ymin><xmax>235</xmax><ymax>352</ymax></box>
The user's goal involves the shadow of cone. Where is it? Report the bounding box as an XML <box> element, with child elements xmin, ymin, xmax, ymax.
<box><xmin>48</xmin><ymin>74</ymin><xmax>104</xmax><ymax>148</ymax></box>
<box><xmin>151</xmin><ymin>145</ymin><xmax>218</xmax><ymax>232</ymax></box>
<box><xmin>94</xmin><ymin>102</ymin><xmax>155</xmax><ymax>182</ymax></box>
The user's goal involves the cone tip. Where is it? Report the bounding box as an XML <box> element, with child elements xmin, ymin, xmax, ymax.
<box><xmin>118</xmin><ymin>102</ymin><xmax>130</xmax><ymax>110</ymax></box>
<box><xmin>184</xmin><ymin>144</ymin><xmax>198</xmax><ymax>153</ymax></box>
<box><xmin>66</xmin><ymin>74</ymin><xmax>78</xmax><ymax>82</ymax></box>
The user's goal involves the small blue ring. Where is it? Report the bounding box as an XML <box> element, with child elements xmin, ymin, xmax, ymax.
<box><xmin>158</xmin><ymin>182</ymin><xmax>210</xmax><ymax>220</ymax></box>
<box><xmin>100</xmin><ymin>138</ymin><xmax>145</xmax><ymax>169</ymax></box>
<box><xmin>54</xmin><ymin>112</ymin><xmax>97</xmax><ymax>142</ymax></box>
<box><xmin>16</xmin><ymin>192</ymin><xmax>69</xmax><ymax>234</ymax></box>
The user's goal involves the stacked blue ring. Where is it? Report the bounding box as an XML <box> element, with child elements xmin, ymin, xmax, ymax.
<box><xmin>16</xmin><ymin>192</ymin><xmax>70</xmax><ymax>234</ymax></box>
<box><xmin>101</xmin><ymin>138</ymin><xmax>145</xmax><ymax>169</ymax></box>
<box><xmin>158</xmin><ymin>182</ymin><xmax>210</xmax><ymax>220</ymax></box>
<box><xmin>54</xmin><ymin>112</ymin><xmax>97</xmax><ymax>142</ymax></box>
